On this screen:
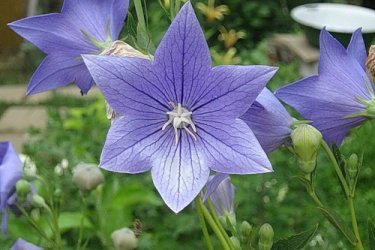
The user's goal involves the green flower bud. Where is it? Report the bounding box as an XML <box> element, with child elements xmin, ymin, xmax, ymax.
<box><xmin>30</xmin><ymin>209</ymin><xmax>40</xmax><ymax>222</ymax></box>
<box><xmin>259</xmin><ymin>223</ymin><xmax>274</xmax><ymax>250</ymax></box>
<box><xmin>16</xmin><ymin>179</ymin><xmax>30</xmax><ymax>199</ymax></box>
<box><xmin>72</xmin><ymin>163</ymin><xmax>104</xmax><ymax>192</ymax></box>
<box><xmin>347</xmin><ymin>153</ymin><xmax>358</xmax><ymax>180</ymax></box>
<box><xmin>53</xmin><ymin>188</ymin><xmax>62</xmax><ymax>202</ymax></box>
<box><xmin>31</xmin><ymin>194</ymin><xmax>47</xmax><ymax>209</ymax></box>
<box><xmin>240</xmin><ymin>221</ymin><xmax>252</xmax><ymax>238</ymax></box>
<box><xmin>291</xmin><ymin>124</ymin><xmax>322</xmax><ymax>174</ymax></box>
<box><xmin>111</xmin><ymin>227</ymin><xmax>138</xmax><ymax>250</ymax></box>
<box><xmin>230</xmin><ymin>236</ymin><xmax>241</xmax><ymax>250</ymax></box>
<box><xmin>219</xmin><ymin>211</ymin><xmax>237</xmax><ymax>228</ymax></box>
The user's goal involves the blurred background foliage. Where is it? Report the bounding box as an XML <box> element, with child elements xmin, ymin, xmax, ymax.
<box><xmin>0</xmin><ymin>0</ymin><xmax>374</xmax><ymax>249</ymax></box>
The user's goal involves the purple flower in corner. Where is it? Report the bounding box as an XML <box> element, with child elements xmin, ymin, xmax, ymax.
<box><xmin>10</xmin><ymin>238</ymin><xmax>42</xmax><ymax>250</ymax></box>
<box><xmin>276</xmin><ymin>28</ymin><xmax>375</xmax><ymax>146</ymax></box>
<box><xmin>203</xmin><ymin>173</ymin><xmax>235</xmax><ymax>216</ymax></box>
<box><xmin>83</xmin><ymin>2</ymin><xmax>276</xmax><ymax>212</ymax></box>
<box><xmin>0</xmin><ymin>142</ymin><xmax>22</xmax><ymax>234</ymax></box>
<box><xmin>8</xmin><ymin>0</ymin><xmax>128</xmax><ymax>95</ymax></box>
<box><xmin>241</xmin><ymin>88</ymin><xmax>293</xmax><ymax>153</ymax></box>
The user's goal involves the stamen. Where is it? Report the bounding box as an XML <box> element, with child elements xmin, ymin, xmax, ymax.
<box><xmin>161</xmin><ymin>103</ymin><xmax>197</xmax><ymax>144</ymax></box>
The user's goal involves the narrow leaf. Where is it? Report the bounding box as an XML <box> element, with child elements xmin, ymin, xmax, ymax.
<box><xmin>317</xmin><ymin>207</ymin><xmax>357</xmax><ymax>244</ymax></box>
<box><xmin>272</xmin><ymin>224</ymin><xmax>318</xmax><ymax>249</ymax></box>
<box><xmin>368</xmin><ymin>219</ymin><xmax>375</xmax><ymax>250</ymax></box>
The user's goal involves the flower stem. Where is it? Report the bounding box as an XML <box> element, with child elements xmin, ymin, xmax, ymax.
<box><xmin>206</xmin><ymin>199</ymin><xmax>235</xmax><ymax>249</ymax></box>
<box><xmin>308</xmin><ymin>190</ymin><xmax>324</xmax><ymax>207</ymax></box>
<box><xmin>195</xmin><ymin>197</ymin><xmax>231</xmax><ymax>250</ymax></box>
<box><xmin>77</xmin><ymin>192</ymin><xmax>87</xmax><ymax>250</ymax></box>
<box><xmin>321</xmin><ymin>141</ymin><xmax>350</xmax><ymax>197</ymax></box>
<box><xmin>195</xmin><ymin>197</ymin><xmax>214</xmax><ymax>250</ymax></box>
<box><xmin>348</xmin><ymin>197</ymin><xmax>364</xmax><ymax>250</ymax></box>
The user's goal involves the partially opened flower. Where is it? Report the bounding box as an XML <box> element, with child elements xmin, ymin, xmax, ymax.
<box><xmin>10</xmin><ymin>238</ymin><xmax>42</xmax><ymax>250</ymax></box>
<box><xmin>203</xmin><ymin>173</ymin><xmax>235</xmax><ymax>216</ymax></box>
<box><xmin>83</xmin><ymin>2</ymin><xmax>276</xmax><ymax>212</ymax></box>
<box><xmin>276</xmin><ymin>29</ymin><xmax>374</xmax><ymax>146</ymax></box>
<box><xmin>0</xmin><ymin>142</ymin><xmax>22</xmax><ymax>234</ymax></box>
<box><xmin>9</xmin><ymin>0</ymin><xmax>129</xmax><ymax>95</ymax></box>
<box><xmin>241</xmin><ymin>88</ymin><xmax>293</xmax><ymax>153</ymax></box>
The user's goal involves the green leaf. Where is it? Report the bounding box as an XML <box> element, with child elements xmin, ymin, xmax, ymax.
<box><xmin>272</xmin><ymin>224</ymin><xmax>318</xmax><ymax>249</ymax></box>
<box><xmin>317</xmin><ymin>207</ymin><xmax>357</xmax><ymax>245</ymax></box>
<box><xmin>58</xmin><ymin>212</ymin><xmax>93</xmax><ymax>233</ymax></box>
<box><xmin>368</xmin><ymin>219</ymin><xmax>375</xmax><ymax>250</ymax></box>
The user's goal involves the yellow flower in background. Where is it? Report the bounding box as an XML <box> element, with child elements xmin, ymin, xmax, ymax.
<box><xmin>196</xmin><ymin>0</ymin><xmax>229</xmax><ymax>22</ymax></box>
<box><xmin>211</xmin><ymin>47</ymin><xmax>241</xmax><ymax>65</ymax></box>
<box><xmin>218</xmin><ymin>26</ymin><xmax>246</xmax><ymax>49</ymax></box>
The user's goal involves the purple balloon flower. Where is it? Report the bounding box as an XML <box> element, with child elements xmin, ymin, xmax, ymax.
<box><xmin>241</xmin><ymin>88</ymin><xmax>293</xmax><ymax>153</ymax></box>
<box><xmin>83</xmin><ymin>2</ymin><xmax>276</xmax><ymax>212</ymax></box>
<box><xmin>203</xmin><ymin>173</ymin><xmax>235</xmax><ymax>216</ymax></box>
<box><xmin>8</xmin><ymin>0</ymin><xmax>129</xmax><ymax>95</ymax></box>
<box><xmin>276</xmin><ymin>29</ymin><xmax>373</xmax><ymax>146</ymax></box>
<box><xmin>0</xmin><ymin>142</ymin><xmax>22</xmax><ymax>235</ymax></box>
<box><xmin>10</xmin><ymin>238</ymin><xmax>42</xmax><ymax>250</ymax></box>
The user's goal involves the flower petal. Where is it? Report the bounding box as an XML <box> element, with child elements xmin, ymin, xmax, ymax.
<box><xmin>153</xmin><ymin>2</ymin><xmax>211</xmax><ymax>106</ymax></box>
<box><xmin>151</xmin><ymin>131</ymin><xmax>210</xmax><ymax>213</ymax></box>
<box><xmin>83</xmin><ymin>55</ymin><xmax>170</xmax><ymax>116</ymax></box>
<box><xmin>276</xmin><ymin>75</ymin><xmax>366</xmax><ymax>145</ymax></box>
<box><xmin>319</xmin><ymin>28</ymin><xmax>371</xmax><ymax>99</ymax></box>
<box><xmin>347</xmin><ymin>28</ymin><xmax>367</xmax><ymax>70</ymax></box>
<box><xmin>192</xmin><ymin>66</ymin><xmax>277</xmax><ymax>120</ymax></box>
<box><xmin>241</xmin><ymin>88</ymin><xmax>292</xmax><ymax>153</ymax></box>
<box><xmin>196</xmin><ymin>119</ymin><xmax>272</xmax><ymax>174</ymax></box>
<box><xmin>202</xmin><ymin>173</ymin><xmax>228</xmax><ymax>201</ymax></box>
<box><xmin>8</xmin><ymin>14</ymin><xmax>95</xmax><ymax>54</ymax></box>
<box><xmin>61</xmin><ymin>0</ymin><xmax>128</xmax><ymax>41</ymax></box>
<box><xmin>27</xmin><ymin>54</ymin><xmax>88</xmax><ymax>95</ymax></box>
<box><xmin>100</xmin><ymin>116</ymin><xmax>166</xmax><ymax>173</ymax></box>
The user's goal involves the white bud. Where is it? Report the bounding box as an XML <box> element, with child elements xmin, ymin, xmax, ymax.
<box><xmin>72</xmin><ymin>163</ymin><xmax>104</xmax><ymax>192</ymax></box>
<box><xmin>111</xmin><ymin>227</ymin><xmax>138</xmax><ymax>250</ymax></box>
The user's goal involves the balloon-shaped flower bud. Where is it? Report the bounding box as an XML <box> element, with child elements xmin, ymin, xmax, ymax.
<box><xmin>258</xmin><ymin>223</ymin><xmax>274</xmax><ymax>250</ymax></box>
<box><xmin>73</xmin><ymin>163</ymin><xmax>104</xmax><ymax>192</ymax></box>
<box><xmin>230</xmin><ymin>236</ymin><xmax>241</xmax><ymax>250</ymax></box>
<box><xmin>240</xmin><ymin>220</ymin><xmax>253</xmax><ymax>239</ymax></box>
<box><xmin>111</xmin><ymin>227</ymin><xmax>138</xmax><ymax>250</ymax></box>
<box><xmin>291</xmin><ymin>124</ymin><xmax>322</xmax><ymax>174</ymax></box>
<box><xmin>31</xmin><ymin>194</ymin><xmax>47</xmax><ymax>209</ymax></box>
<box><xmin>16</xmin><ymin>180</ymin><xmax>30</xmax><ymax>199</ymax></box>
<box><xmin>346</xmin><ymin>153</ymin><xmax>359</xmax><ymax>180</ymax></box>
<box><xmin>10</xmin><ymin>238</ymin><xmax>42</xmax><ymax>250</ymax></box>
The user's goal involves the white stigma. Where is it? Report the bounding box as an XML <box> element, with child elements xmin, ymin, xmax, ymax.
<box><xmin>162</xmin><ymin>103</ymin><xmax>197</xmax><ymax>144</ymax></box>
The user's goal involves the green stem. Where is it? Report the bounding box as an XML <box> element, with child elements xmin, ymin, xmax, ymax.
<box><xmin>195</xmin><ymin>197</ymin><xmax>214</xmax><ymax>250</ymax></box>
<box><xmin>16</xmin><ymin>204</ymin><xmax>51</xmax><ymax>243</ymax></box>
<box><xmin>195</xmin><ymin>197</ymin><xmax>231</xmax><ymax>250</ymax></box>
<box><xmin>308</xmin><ymin>190</ymin><xmax>324</xmax><ymax>207</ymax></box>
<box><xmin>77</xmin><ymin>193</ymin><xmax>87</xmax><ymax>250</ymax></box>
<box><xmin>206</xmin><ymin>199</ymin><xmax>235</xmax><ymax>249</ymax></box>
<box><xmin>321</xmin><ymin>141</ymin><xmax>350</xmax><ymax>197</ymax></box>
<box><xmin>134</xmin><ymin>0</ymin><xmax>147</xmax><ymax>30</ymax></box>
<box><xmin>348</xmin><ymin>197</ymin><xmax>364</xmax><ymax>250</ymax></box>
<box><xmin>46</xmin><ymin>206</ymin><xmax>62</xmax><ymax>250</ymax></box>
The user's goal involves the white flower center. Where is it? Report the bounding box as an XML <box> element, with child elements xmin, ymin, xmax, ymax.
<box><xmin>162</xmin><ymin>103</ymin><xmax>197</xmax><ymax>144</ymax></box>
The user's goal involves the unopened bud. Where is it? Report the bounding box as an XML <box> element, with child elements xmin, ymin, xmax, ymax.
<box><xmin>53</xmin><ymin>189</ymin><xmax>62</xmax><ymax>202</ymax></box>
<box><xmin>111</xmin><ymin>227</ymin><xmax>138</xmax><ymax>250</ymax></box>
<box><xmin>291</xmin><ymin>124</ymin><xmax>322</xmax><ymax>174</ymax></box>
<box><xmin>30</xmin><ymin>209</ymin><xmax>40</xmax><ymax>222</ymax></box>
<box><xmin>259</xmin><ymin>223</ymin><xmax>274</xmax><ymax>250</ymax></box>
<box><xmin>347</xmin><ymin>153</ymin><xmax>358</xmax><ymax>179</ymax></box>
<box><xmin>16</xmin><ymin>179</ymin><xmax>30</xmax><ymax>199</ymax></box>
<box><xmin>219</xmin><ymin>211</ymin><xmax>237</xmax><ymax>228</ymax></box>
<box><xmin>73</xmin><ymin>163</ymin><xmax>104</xmax><ymax>192</ymax></box>
<box><xmin>230</xmin><ymin>236</ymin><xmax>241</xmax><ymax>250</ymax></box>
<box><xmin>240</xmin><ymin>221</ymin><xmax>252</xmax><ymax>238</ymax></box>
<box><xmin>31</xmin><ymin>194</ymin><xmax>47</xmax><ymax>209</ymax></box>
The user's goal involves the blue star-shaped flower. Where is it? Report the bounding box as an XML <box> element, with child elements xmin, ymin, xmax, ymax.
<box><xmin>9</xmin><ymin>0</ymin><xmax>128</xmax><ymax>95</ymax></box>
<box><xmin>276</xmin><ymin>29</ymin><xmax>374</xmax><ymax>146</ymax></box>
<box><xmin>83</xmin><ymin>2</ymin><xmax>276</xmax><ymax>212</ymax></box>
